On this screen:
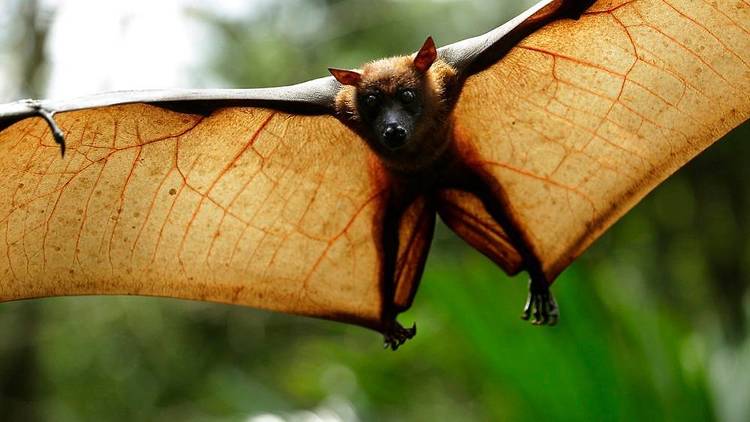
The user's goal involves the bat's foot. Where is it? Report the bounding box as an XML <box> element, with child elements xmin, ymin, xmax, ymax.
<box><xmin>383</xmin><ymin>321</ymin><xmax>416</xmax><ymax>351</ymax></box>
<box><xmin>521</xmin><ymin>278</ymin><xmax>559</xmax><ymax>326</ymax></box>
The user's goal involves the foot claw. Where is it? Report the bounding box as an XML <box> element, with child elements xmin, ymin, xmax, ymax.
<box><xmin>520</xmin><ymin>279</ymin><xmax>559</xmax><ymax>326</ymax></box>
<box><xmin>383</xmin><ymin>322</ymin><xmax>416</xmax><ymax>351</ymax></box>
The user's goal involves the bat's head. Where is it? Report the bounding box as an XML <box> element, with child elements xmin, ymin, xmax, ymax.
<box><xmin>330</xmin><ymin>37</ymin><xmax>457</xmax><ymax>171</ymax></box>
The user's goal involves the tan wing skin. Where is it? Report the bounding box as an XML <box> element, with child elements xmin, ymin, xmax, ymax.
<box><xmin>392</xmin><ymin>195</ymin><xmax>436</xmax><ymax>312</ymax></box>
<box><xmin>0</xmin><ymin>103</ymin><xmax>403</xmax><ymax>330</ymax></box>
<box><xmin>437</xmin><ymin>189</ymin><xmax>522</xmax><ymax>275</ymax></box>
<box><xmin>445</xmin><ymin>0</ymin><xmax>750</xmax><ymax>281</ymax></box>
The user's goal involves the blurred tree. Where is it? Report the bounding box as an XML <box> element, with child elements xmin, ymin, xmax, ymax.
<box><xmin>0</xmin><ymin>0</ymin><xmax>50</xmax><ymax>98</ymax></box>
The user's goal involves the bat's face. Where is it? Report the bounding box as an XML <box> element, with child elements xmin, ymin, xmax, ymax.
<box><xmin>356</xmin><ymin>81</ymin><xmax>424</xmax><ymax>151</ymax></box>
<box><xmin>331</xmin><ymin>38</ymin><xmax>458</xmax><ymax>172</ymax></box>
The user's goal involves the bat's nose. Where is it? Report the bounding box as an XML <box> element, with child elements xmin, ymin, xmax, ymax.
<box><xmin>382</xmin><ymin>124</ymin><xmax>407</xmax><ymax>149</ymax></box>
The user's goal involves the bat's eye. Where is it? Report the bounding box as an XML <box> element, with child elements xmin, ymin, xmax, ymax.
<box><xmin>399</xmin><ymin>89</ymin><xmax>415</xmax><ymax>104</ymax></box>
<box><xmin>365</xmin><ymin>94</ymin><xmax>379</xmax><ymax>108</ymax></box>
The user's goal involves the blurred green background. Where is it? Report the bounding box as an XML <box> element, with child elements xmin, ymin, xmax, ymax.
<box><xmin>1</xmin><ymin>0</ymin><xmax>748</xmax><ymax>421</ymax></box>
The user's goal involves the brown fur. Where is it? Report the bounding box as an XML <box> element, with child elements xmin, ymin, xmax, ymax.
<box><xmin>334</xmin><ymin>55</ymin><xmax>458</xmax><ymax>173</ymax></box>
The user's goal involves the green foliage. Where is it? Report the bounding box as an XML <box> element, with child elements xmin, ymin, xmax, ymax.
<box><xmin>0</xmin><ymin>250</ymin><xmax>718</xmax><ymax>421</ymax></box>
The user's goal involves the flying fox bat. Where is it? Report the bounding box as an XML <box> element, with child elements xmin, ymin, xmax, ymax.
<box><xmin>0</xmin><ymin>0</ymin><xmax>748</xmax><ymax>350</ymax></box>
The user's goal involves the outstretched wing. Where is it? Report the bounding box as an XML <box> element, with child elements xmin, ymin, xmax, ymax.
<box><xmin>0</xmin><ymin>102</ymin><xmax>399</xmax><ymax>330</ymax></box>
<box><xmin>443</xmin><ymin>0</ymin><xmax>750</xmax><ymax>280</ymax></box>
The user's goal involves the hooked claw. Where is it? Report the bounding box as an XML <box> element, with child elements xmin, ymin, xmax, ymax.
<box><xmin>25</xmin><ymin>99</ymin><xmax>66</xmax><ymax>157</ymax></box>
<box><xmin>383</xmin><ymin>321</ymin><xmax>416</xmax><ymax>351</ymax></box>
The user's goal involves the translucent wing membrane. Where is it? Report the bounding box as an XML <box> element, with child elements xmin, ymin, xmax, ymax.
<box><xmin>0</xmin><ymin>104</ymin><xmax>395</xmax><ymax>328</ymax></box>
<box><xmin>449</xmin><ymin>0</ymin><xmax>750</xmax><ymax>280</ymax></box>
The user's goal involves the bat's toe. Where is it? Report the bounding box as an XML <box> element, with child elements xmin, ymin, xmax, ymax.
<box><xmin>521</xmin><ymin>279</ymin><xmax>559</xmax><ymax>326</ymax></box>
<box><xmin>383</xmin><ymin>321</ymin><xmax>417</xmax><ymax>351</ymax></box>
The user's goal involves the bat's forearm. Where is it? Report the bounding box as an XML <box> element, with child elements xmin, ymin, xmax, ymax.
<box><xmin>0</xmin><ymin>80</ymin><xmax>339</xmax><ymax>122</ymax></box>
<box><xmin>0</xmin><ymin>79</ymin><xmax>341</xmax><ymax>158</ymax></box>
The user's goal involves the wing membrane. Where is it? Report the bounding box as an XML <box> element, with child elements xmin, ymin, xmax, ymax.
<box><xmin>449</xmin><ymin>0</ymin><xmax>750</xmax><ymax>280</ymax></box>
<box><xmin>0</xmin><ymin>104</ymin><xmax>390</xmax><ymax>328</ymax></box>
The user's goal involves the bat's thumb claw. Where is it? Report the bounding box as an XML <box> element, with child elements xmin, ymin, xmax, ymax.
<box><xmin>27</xmin><ymin>101</ymin><xmax>67</xmax><ymax>158</ymax></box>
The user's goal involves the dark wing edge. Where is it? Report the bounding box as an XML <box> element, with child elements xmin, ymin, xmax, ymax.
<box><xmin>438</xmin><ymin>0</ymin><xmax>595</xmax><ymax>77</ymax></box>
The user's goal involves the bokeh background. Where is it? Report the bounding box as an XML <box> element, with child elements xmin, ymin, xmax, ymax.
<box><xmin>0</xmin><ymin>0</ymin><xmax>748</xmax><ymax>420</ymax></box>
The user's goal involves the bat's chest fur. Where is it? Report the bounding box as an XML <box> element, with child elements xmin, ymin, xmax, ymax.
<box><xmin>376</xmin><ymin>124</ymin><xmax>455</xmax><ymax>174</ymax></box>
<box><xmin>384</xmin><ymin>129</ymin><xmax>468</xmax><ymax>198</ymax></box>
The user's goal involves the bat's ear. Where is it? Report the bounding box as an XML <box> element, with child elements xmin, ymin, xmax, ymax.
<box><xmin>329</xmin><ymin>68</ymin><xmax>362</xmax><ymax>86</ymax></box>
<box><xmin>414</xmin><ymin>36</ymin><xmax>437</xmax><ymax>73</ymax></box>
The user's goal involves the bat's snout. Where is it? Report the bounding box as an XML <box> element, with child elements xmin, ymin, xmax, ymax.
<box><xmin>382</xmin><ymin>124</ymin><xmax>408</xmax><ymax>149</ymax></box>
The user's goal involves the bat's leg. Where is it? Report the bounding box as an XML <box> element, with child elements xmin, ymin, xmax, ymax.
<box><xmin>459</xmin><ymin>168</ymin><xmax>559</xmax><ymax>326</ymax></box>
<box><xmin>24</xmin><ymin>99</ymin><xmax>66</xmax><ymax>157</ymax></box>
<box><xmin>378</xmin><ymin>190</ymin><xmax>419</xmax><ymax>350</ymax></box>
<box><xmin>487</xmin><ymin>201</ymin><xmax>559</xmax><ymax>326</ymax></box>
